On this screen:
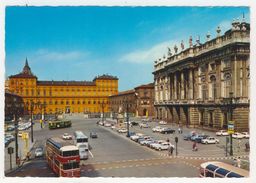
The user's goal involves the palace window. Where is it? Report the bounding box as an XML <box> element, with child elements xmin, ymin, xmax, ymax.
<box><xmin>93</xmin><ymin>101</ymin><xmax>96</xmax><ymax>104</ymax></box>
<box><xmin>61</xmin><ymin>101</ymin><xmax>64</xmax><ymax>105</ymax></box>
<box><xmin>26</xmin><ymin>89</ymin><xmax>29</xmax><ymax>96</ymax></box>
<box><xmin>49</xmin><ymin>100</ymin><xmax>52</xmax><ymax>105</ymax></box>
<box><xmin>202</xmin><ymin>84</ymin><xmax>207</xmax><ymax>100</ymax></box>
<box><xmin>66</xmin><ymin>101</ymin><xmax>69</xmax><ymax>105</ymax></box>
<box><xmin>55</xmin><ymin>101</ymin><xmax>58</xmax><ymax>105</ymax></box>
<box><xmin>77</xmin><ymin>101</ymin><xmax>80</xmax><ymax>104</ymax></box>
<box><xmin>88</xmin><ymin>101</ymin><xmax>91</xmax><ymax>104</ymax></box>
<box><xmin>31</xmin><ymin>89</ymin><xmax>34</xmax><ymax>96</ymax></box>
<box><xmin>72</xmin><ymin>101</ymin><xmax>74</xmax><ymax>104</ymax></box>
<box><xmin>43</xmin><ymin>89</ymin><xmax>46</xmax><ymax>96</ymax></box>
<box><xmin>83</xmin><ymin>101</ymin><xmax>85</xmax><ymax>104</ymax></box>
<box><xmin>37</xmin><ymin>90</ymin><xmax>40</xmax><ymax>96</ymax></box>
<box><xmin>224</xmin><ymin>73</ymin><xmax>231</xmax><ymax>97</ymax></box>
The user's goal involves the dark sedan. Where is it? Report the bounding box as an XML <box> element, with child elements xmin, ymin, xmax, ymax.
<box><xmin>160</xmin><ymin>128</ymin><xmax>175</xmax><ymax>134</ymax></box>
<box><xmin>90</xmin><ymin>131</ymin><xmax>98</xmax><ymax>138</ymax></box>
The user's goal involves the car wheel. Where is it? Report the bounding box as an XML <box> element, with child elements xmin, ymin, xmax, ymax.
<box><xmin>165</xmin><ymin>132</ymin><xmax>167</xmax><ymax>134</ymax></box>
<box><xmin>205</xmin><ymin>142</ymin><xmax>208</xmax><ymax>144</ymax></box>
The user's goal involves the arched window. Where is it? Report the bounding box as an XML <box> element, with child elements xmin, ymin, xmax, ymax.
<box><xmin>224</xmin><ymin>73</ymin><xmax>231</xmax><ymax>97</ymax></box>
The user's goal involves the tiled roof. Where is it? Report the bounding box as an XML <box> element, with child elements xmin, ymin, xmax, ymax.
<box><xmin>109</xmin><ymin>89</ymin><xmax>135</xmax><ymax>97</ymax></box>
<box><xmin>37</xmin><ymin>80</ymin><xmax>95</xmax><ymax>86</ymax></box>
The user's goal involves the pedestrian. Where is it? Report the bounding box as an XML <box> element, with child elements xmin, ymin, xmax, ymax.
<box><xmin>170</xmin><ymin>145</ymin><xmax>174</xmax><ymax>156</ymax></box>
<box><xmin>237</xmin><ymin>157</ymin><xmax>241</xmax><ymax>168</ymax></box>
<box><xmin>192</xmin><ymin>141</ymin><xmax>197</xmax><ymax>151</ymax></box>
<box><xmin>178</xmin><ymin>127</ymin><xmax>181</xmax><ymax>134</ymax></box>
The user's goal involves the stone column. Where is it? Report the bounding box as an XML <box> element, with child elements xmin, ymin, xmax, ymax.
<box><xmin>189</xmin><ymin>69</ymin><xmax>193</xmax><ymax>99</ymax></box>
<box><xmin>174</xmin><ymin>73</ymin><xmax>177</xmax><ymax>99</ymax></box>
<box><xmin>181</xmin><ymin>71</ymin><xmax>184</xmax><ymax>99</ymax></box>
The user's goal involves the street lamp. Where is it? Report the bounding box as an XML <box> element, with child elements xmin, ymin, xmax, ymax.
<box><xmin>124</xmin><ymin>100</ymin><xmax>130</xmax><ymax>137</ymax></box>
<box><xmin>30</xmin><ymin>100</ymin><xmax>34</xmax><ymax>143</ymax></box>
<box><xmin>222</xmin><ymin>92</ymin><xmax>239</xmax><ymax>156</ymax></box>
<box><xmin>101</xmin><ymin>101</ymin><xmax>105</xmax><ymax>123</ymax></box>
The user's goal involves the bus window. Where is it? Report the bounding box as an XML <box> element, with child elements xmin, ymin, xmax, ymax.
<box><xmin>77</xmin><ymin>139</ymin><xmax>88</xmax><ymax>143</ymax></box>
<box><xmin>63</xmin><ymin>162</ymin><xmax>80</xmax><ymax>170</ymax></box>
<box><xmin>62</xmin><ymin>150</ymin><xmax>79</xmax><ymax>157</ymax></box>
<box><xmin>227</xmin><ymin>172</ymin><xmax>243</xmax><ymax>178</ymax></box>
<box><xmin>215</xmin><ymin>168</ymin><xmax>230</xmax><ymax>178</ymax></box>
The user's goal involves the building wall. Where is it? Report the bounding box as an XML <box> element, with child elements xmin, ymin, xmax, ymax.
<box><xmin>109</xmin><ymin>83</ymin><xmax>155</xmax><ymax>118</ymax></box>
<box><xmin>8</xmin><ymin>67</ymin><xmax>118</xmax><ymax>114</ymax></box>
<box><xmin>5</xmin><ymin>91</ymin><xmax>24</xmax><ymax>120</ymax></box>
<box><xmin>153</xmin><ymin>22</ymin><xmax>250</xmax><ymax>131</ymax></box>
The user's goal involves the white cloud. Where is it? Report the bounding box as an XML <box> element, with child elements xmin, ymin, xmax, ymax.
<box><xmin>32</xmin><ymin>49</ymin><xmax>90</xmax><ymax>62</ymax></box>
<box><xmin>119</xmin><ymin>40</ymin><xmax>178</xmax><ymax>64</ymax></box>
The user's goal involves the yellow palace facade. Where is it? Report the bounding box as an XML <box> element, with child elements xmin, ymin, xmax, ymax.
<box><xmin>7</xmin><ymin>59</ymin><xmax>118</xmax><ymax>114</ymax></box>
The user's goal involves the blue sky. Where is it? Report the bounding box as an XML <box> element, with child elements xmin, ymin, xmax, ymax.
<box><xmin>5</xmin><ymin>6</ymin><xmax>249</xmax><ymax>91</ymax></box>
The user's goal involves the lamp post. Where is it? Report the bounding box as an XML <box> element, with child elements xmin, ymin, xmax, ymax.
<box><xmin>123</xmin><ymin>100</ymin><xmax>130</xmax><ymax>137</ymax></box>
<box><xmin>101</xmin><ymin>101</ymin><xmax>105</xmax><ymax>123</ymax></box>
<box><xmin>30</xmin><ymin>100</ymin><xmax>34</xmax><ymax>143</ymax></box>
<box><xmin>222</xmin><ymin>92</ymin><xmax>238</xmax><ymax>156</ymax></box>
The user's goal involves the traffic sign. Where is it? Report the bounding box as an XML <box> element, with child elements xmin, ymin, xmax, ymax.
<box><xmin>228</xmin><ymin>121</ymin><xmax>234</xmax><ymax>134</ymax></box>
<box><xmin>22</xmin><ymin>132</ymin><xmax>29</xmax><ymax>140</ymax></box>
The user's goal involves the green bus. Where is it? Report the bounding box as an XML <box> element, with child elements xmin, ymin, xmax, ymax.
<box><xmin>48</xmin><ymin>120</ymin><xmax>72</xmax><ymax>129</ymax></box>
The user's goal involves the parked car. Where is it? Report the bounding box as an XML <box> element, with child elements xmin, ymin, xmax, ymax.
<box><xmin>90</xmin><ymin>131</ymin><xmax>98</xmax><ymax>138</ymax></box>
<box><xmin>35</xmin><ymin>147</ymin><xmax>43</xmax><ymax>158</ymax></box>
<box><xmin>5</xmin><ymin>134</ymin><xmax>15</xmax><ymax>142</ymax></box>
<box><xmin>201</xmin><ymin>137</ymin><xmax>219</xmax><ymax>144</ymax></box>
<box><xmin>241</xmin><ymin>132</ymin><xmax>249</xmax><ymax>138</ymax></box>
<box><xmin>130</xmin><ymin>121</ymin><xmax>139</xmax><ymax>126</ymax></box>
<box><xmin>118</xmin><ymin>128</ymin><xmax>128</xmax><ymax>133</ymax></box>
<box><xmin>111</xmin><ymin>125</ymin><xmax>116</xmax><ymax>130</ymax></box>
<box><xmin>160</xmin><ymin>128</ymin><xmax>175</xmax><ymax>134</ymax></box>
<box><xmin>139</xmin><ymin>123</ymin><xmax>149</xmax><ymax>128</ymax></box>
<box><xmin>152</xmin><ymin>126</ymin><xmax>163</xmax><ymax>133</ymax></box>
<box><xmin>130</xmin><ymin>133</ymin><xmax>144</xmax><ymax>141</ymax></box>
<box><xmin>194</xmin><ymin>135</ymin><xmax>209</xmax><ymax>143</ymax></box>
<box><xmin>150</xmin><ymin>140</ymin><xmax>166</xmax><ymax>149</ymax></box>
<box><xmin>5</xmin><ymin>139</ymin><xmax>10</xmax><ymax>147</ymax></box>
<box><xmin>216</xmin><ymin>130</ymin><xmax>229</xmax><ymax>136</ymax></box>
<box><xmin>138</xmin><ymin>136</ymin><xmax>151</xmax><ymax>145</ymax></box>
<box><xmin>6</xmin><ymin>125</ymin><xmax>15</xmax><ymax>131</ymax></box>
<box><xmin>232</xmin><ymin>132</ymin><xmax>244</xmax><ymax>139</ymax></box>
<box><xmin>159</xmin><ymin>121</ymin><xmax>167</xmax><ymax>125</ymax></box>
<box><xmin>156</xmin><ymin>142</ymin><xmax>175</xmax><ymax>151</ymax></box>
<box><xmin>104</xmin><ymin>123</ymin><xmax>111</xmax><ymax>127</ymax></box>
<box><xmin>62</xmin><ymin>133</ymin><xmax>72</xmax><ymax>140</ymax></box>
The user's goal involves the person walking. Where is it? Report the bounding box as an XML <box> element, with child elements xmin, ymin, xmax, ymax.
<box><xmin>237</xmin><ymin>157</ymin><xmax>241</xmax><ymax>168</ymax></box>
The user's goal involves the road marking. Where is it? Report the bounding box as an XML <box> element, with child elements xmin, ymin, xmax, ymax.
<box><xmin>88</xmin><ymin>150</ymin><xmax>94</xmax><ymax>158</ymax></box>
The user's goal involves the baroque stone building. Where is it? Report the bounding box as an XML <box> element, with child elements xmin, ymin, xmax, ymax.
<box><xmin>109</xmin><ymin>83</ymin><xmax>155</xmax><ymax>118</ymax></box>
<box><xmin>5</xmin><ymin>91</ymin><xmax>24</xmax><ymax>121</ymax></box>
<box><xmin>153</xmin><ymin>19</ymin><xmax>249</xmax><ymax>131</ymax></box>
<box><xmin>7</xmin><ymin>59</ymin><xmax>118</xmax><ymax>115</ymax></box>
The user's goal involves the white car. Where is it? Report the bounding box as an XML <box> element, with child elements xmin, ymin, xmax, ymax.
<box><xmin>157</xmin><ymin>142</ymin><xmax>175</xmax><ymax>151</ymax></box>
<box><xmin>159</xmin><ymin>121</ymin><xmax>167</xmax><ymax>125</ymax></box>
<box><xmin>216</xmin><ymin>130</ymin><xmax>229</xmax><ymax>136</ymax></box>
<box><xmin>104</xmin><ymin>123</ymin><xmax>111</xmax><ymax>127</ymax></box>
<box><xmin>62</xmin><ymin>133</ymin><xmax>72</xmax><ymax>140</ymax></box>
<box><xmin>151</xmin><ymin>140</ymin><xmax>166</xmax><ymax>149</ymax></box>
<box><xmin>35</xmin><ymin>147</ymin><xmax>43</xmax><ymax>157</ymax></box>
<box><xmin>139</xmin><ymin>123</ymin><xmax>149</xmax><ymax>128</ymax></box>
<box><xmin>152</xmin><ymin>126</ymin><xmax>163</xmax><ymax>132</ymax></box>
<box><xmin>111</xmin><ymin>125</ymin><xmax>116</xmax><ymax>130</ymax></box>
<box><xmin>241</xmin><ymin>132</ymin><xmax>249</xmax><ymax>138</ymax></box>
<box><xmin>201</xmin><ymin>137</ymin><xmax>219</xmax><ymax>144</ymax></box>
<box><xmin>118</xmin><ymin>128</ymin><xmax>128</xmax><ymax>133</ymax></box>
<box><xmin>232</xmin><ymin>132</ymin><xmax>244</xmax><ymax>139</ymax></box>
<box><xmin>130</xmin><ymin>133</ymin><xmax>144</xmax><ymax>141</ymax></box>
